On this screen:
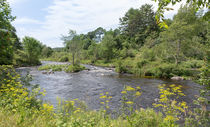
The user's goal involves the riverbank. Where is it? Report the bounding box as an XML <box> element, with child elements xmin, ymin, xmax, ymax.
<box><xmin>41</xmin><ymin>57</ymin><xmax>201</xmax><ymax>80</ymax></box>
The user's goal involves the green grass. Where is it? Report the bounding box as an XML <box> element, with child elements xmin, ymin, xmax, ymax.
<box><xmin>64</xmin><ymin>64</ymin><xmax>86</xmax><ymax>73</ymax></box>
<box><xmin>38</xmin><ymin>64</ymin><xmax>86</xmax><ymax>73</ymax></box>
<box><xmin>38</xmin><ymin>64</ymin><xmax>67</xmax><ymax>71</ymax></box>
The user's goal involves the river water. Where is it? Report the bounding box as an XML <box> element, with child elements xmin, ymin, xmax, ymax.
<box><xmin>17</xmin><ymin>61</ymin><xmax>202</xmax><ymax>111</ymax></box>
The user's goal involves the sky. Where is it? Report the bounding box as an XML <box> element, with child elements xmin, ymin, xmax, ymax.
<box><xmin>7</xmin><ymin>0</ymin><xmax>184</xmax><ymax>48</ymax></box>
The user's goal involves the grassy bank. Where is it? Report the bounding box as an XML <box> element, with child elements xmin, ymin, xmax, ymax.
<box><xmin>42</xmin><ymin>55</ymin><xmax>203</xmax><ymax>79</ymax></box>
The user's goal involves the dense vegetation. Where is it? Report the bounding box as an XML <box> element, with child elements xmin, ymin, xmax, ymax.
<box><xmin>0</xmin><ymin>0</ymin><xmax>53</xmax><ymax>66</ymax></box>
<box><xmin>42</xmin><ymin>4</ymin><xmax>209</xmax><ymax>79</ymax></box>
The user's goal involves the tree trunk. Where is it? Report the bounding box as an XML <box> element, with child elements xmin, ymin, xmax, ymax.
<box><xmin>72</xmin><ymin>53</ymin><xmax>75</xmax><ymax>66</ymax></box>
<box><xmin>176</xmin><ymin>40</ymin><xmax>181</xmax><ymax>65</ymax></box>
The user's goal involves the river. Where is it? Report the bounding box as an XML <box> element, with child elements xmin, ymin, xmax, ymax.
<box><xmin>17</xmin><ymin>61</ymin><xmax>202</xmax><ymax>111</ymax></box>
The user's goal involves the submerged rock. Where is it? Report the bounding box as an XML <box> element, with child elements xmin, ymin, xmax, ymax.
<box><xmin>171</xmin><ymin>76</ymin><xmax>184</xmax><ymax>80</ymax></box>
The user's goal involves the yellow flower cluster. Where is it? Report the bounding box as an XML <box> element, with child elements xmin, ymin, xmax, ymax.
<box><xmin>99</xmin><ymin>91</ymin><xmax>112</xmax><ymax>109</ymax></box>
<box><xmin>153</xmin><ymin>84</ymin><xmax>188</xmax><ymax>122</ymax></box>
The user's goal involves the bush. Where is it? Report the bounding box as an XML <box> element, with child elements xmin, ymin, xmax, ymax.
<box><xmin>115</xmin><ymin>60</ymin><xmax>128</xmax><ymax>73</ymax></box>
<box><xmin>64</xmin><ymin>64</ymin><xmax>86</xmax><ymax>73</ymax></box>
<box><xmin>38</xmin><ymin>64</ymin><xmax>67</xmax><ymax>71</ymax></box>
<box><xmin>181</xmin><ymin>60</ymin><xmax>204</xmax><ymax>69</ymax></box>
<box><xmin>141</xmin><ymin>63</ymin><xmax>192</xmax><ymax>78</ymax></box>
<box><xmin>136</xmin><ymin>60</ymin><xmax>148</xmax><ymax>68</ymax></box>
<box><xmin>59</xmin><ymin>56</ymin><xmax>69</xmax><ymax>62</ymax></box>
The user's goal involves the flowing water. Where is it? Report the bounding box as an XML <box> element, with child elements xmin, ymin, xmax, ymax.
<box><xmin>17</xmin><ymin>61</ymin><xmax>202</xmax><ymax>111</ymax></box>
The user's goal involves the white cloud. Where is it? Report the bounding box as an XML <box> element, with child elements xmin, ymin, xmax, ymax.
<box><xmin>13</xmin><ymin>0</ymin><xmax>183</xmax><ymax>47</ymax></box>
<box><xmin>14</xmin><ymin>17</ymin><xmax>43</xmax><ymax>24</ymax></box>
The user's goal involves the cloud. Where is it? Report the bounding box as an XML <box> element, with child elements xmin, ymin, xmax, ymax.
<box><xmin>13</xmin><ymin>0</ymin><xmax>183</xmax><ymax>48</ymax></box>
<box><xmin>14</xmin><ymin>17</ymin><xmax>43</xmax><ymax>24</ymax></box>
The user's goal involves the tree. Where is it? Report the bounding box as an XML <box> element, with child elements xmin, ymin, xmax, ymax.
<box><xmin>159</xmin><ymin>5</ymin><xmax>208</xmax><ymax>64</ymax></box>
<box><xmin>0</xmin><ymin>0</ymin><xmax>17</xmax><ymax>65</ymax></box>
<box><xmin>120</xmin><ymin>4</ymin><xmax>159</xmax><ymax>46</ymax></box>
<box><xmin>41</xmin><ymin>46</ymin><xmax>53</xmax><ymax>58</ymax></box>
<box><xmin>154</xmin><ymin>0</ymin><xmax>210</xmax><ymax>28</ymax></box>
<box><xmin>22</xmin><ymin>36</ymin><xmax>42</xmax><ymax>65</ymax></box>
<box><xmin>100</xmin><ymin>33</ymin><xmax>117</xmax><ymax>62</ymax></box>
<box><xmin>62</xmin><ymin>30</ymin><xmax>82</xmax><ymax>65</ymax></box>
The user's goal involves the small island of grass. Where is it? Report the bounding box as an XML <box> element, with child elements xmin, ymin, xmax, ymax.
<box><xmin>38</xmin><ymin>64</ymin><xmax>86</xmax><ymax>73</ymax></box>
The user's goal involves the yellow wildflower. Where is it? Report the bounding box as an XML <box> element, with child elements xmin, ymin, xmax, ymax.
<box><xmin>100</xmin><ymin>95</ymin><xmax>107</xmax><ymax>99</ymax></box>
<box><xmin>126</xmin><ymin>101</ymin><xmax>133</xmax><ymax>105</ymax></box>
<box><xmin>121</xmin><ymin>91</ymin><xmax>127</xmax><ymax>94</ymax></box>
<box><xmin>135</xmin><ymin>91</ymin><xmax>141</xmax><ymax>96</ymax></box>
<box><xmin>125</xmin><ymin>86</ymin><xmax>135</xmax><ymax>91</ymax></box>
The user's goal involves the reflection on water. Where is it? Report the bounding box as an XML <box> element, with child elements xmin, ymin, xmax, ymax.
<box><xmin>17</xmin><ymin>61</ymin><xmax>202</xmax><ymax>110</ymax></box>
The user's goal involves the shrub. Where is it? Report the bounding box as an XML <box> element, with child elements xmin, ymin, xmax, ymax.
<box><xmin>115</xmin><ymin>60</ymin><xmax>128</xmax><ymax>73</ymax></box>
<box><xmin>136</xmin><ymin>60</ymin><xmax>148</xmax><ymax>68</ymax></box>
<box><xmin>59</xmin><ymin>56</ymin><xmax>69</xmax><ymax>62</ymax></box>
<box><xmin>38</xmin><ymin>64</ymin><xmax>67</xmax><ymax>71</ymax></box>
<box><xmin>64</xmin><ymin>64</ymin><xmax>86</xmax><ymax>73</ymax></box>
<box><xmin>181</xmin><ymin>60</ymin><xmax>204</xmax><ymax>69</ymax></box>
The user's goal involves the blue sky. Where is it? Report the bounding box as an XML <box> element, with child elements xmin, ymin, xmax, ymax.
<box><xmin>8</xmin><ymin>0</ymin><xmax>184</xmax><ymax>48</ymax></box>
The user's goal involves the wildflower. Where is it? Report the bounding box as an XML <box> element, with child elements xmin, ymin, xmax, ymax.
<box><xmin>100</xmin><ymin>95</ymin><xmax>107</xmax><ymax>99</ymax></box>
<box><xmin>126</xmin><ymin>101</ymin><xmax>133</xmax><ymax>105</ymax></box>
<box><xmin>121</xmin><ymin>91</ymin><xmax>127</xmax><ymax>94</ymax></box>
<box><xmin>125</xmin><ymin>86</ymin><xmax>135</xmax><ymax>91</ymax></box>
<box><xmin>100</xmin><ymin>102</ymin><xmax>105</xmax><ymax>104</ymax></box>
<box><xmin>164</xmin><ymin>115</ymin><xmax>175</xmax><ymax>121</ymax></box>
<box><xmin>105</xmin><ymin>92</ymin><xmax>109</xmax><ymax>95</ymax></box>
<box><xmin>70</xmin><ymin>101</ymin><xmax>75</xmax><ymax>106</ymax></box>
<box><xmin>135</xmin><ymin>91</ymin><xmax>141</xmax><ymax>96</ymax></box>
<box><xmin>74</xmin><ymin>110</ymin><xmax>80</xmax><ymax>113</ymax></box>
<box><xmin>136</xmin><ymin>86</ymin><xmax>141</xmax><ymax>90</ymax></box>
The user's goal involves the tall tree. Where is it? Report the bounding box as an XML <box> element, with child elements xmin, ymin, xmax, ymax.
<box><xmin>120</xmin><ymin>4</ymin><xmax>159</xmax><ymax>46</ymax></box>
<box><xmin>0</xmin><ymin>0</ymin><xmax>17</xmax><ymax>65</ymax></box>
<box><xmin>22</xmin><ymin>36</ymin><xmax>42</xmax><ymax>65</ymax></box>
<box><xmin>62</xmin><ymin>30</ymin><xmax>82</xmax><ymax>65</ymax></box>
<box><xmin>160</xmin><ymin>5</ymin><xmax>208</xmax><ymax>64</ymax></box>
<box><xmin>100</xmin><ymin>33</ymin><xmax>117</xmax><ymax>62</ymax></box>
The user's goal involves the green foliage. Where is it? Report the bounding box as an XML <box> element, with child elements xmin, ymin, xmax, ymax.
<box><xmin>153</xmin><ymin>84</ymin><xmax>188</xmax><ymax>126</ymax></box>
<box><xmin>181</xmin><ymin>60</ymin><xmax>204</xmax><ymax>68</ymax></box>
<box><xmin>38</xmin><ymin>64</ymin><xmax>67</xmax><ymax>71</ymax></box>
<box><xmin>38</xmin><ymin>64</ymin><xmax>86</xmax><ymax>73</ymax></box>
<box><xmin>154</xmin><ymin>0</ymin><xmax>209</xmax><ymax>28</ymax></box>
<box><xmin>41</xmin><ymin>46</ymin><xmax>53</xmax><ymax>58</ymax></box>
<box><xmin>100</xmin><ymin>33</ymin><xmax>117</xmax><ymax>62</ymax></box>
<box><xmin>22</xmin><ymin>36</ymin><xmax>43</xmax><ymax>65</ymax></box>
<box><xmin>120</xmin><ymin>4</ymin><xmax>159</xmax><ymax>46</ymax></box>
<box><xmin>64</xmin><ymin>64</ymin><xmax>86</xmax><ymax>73</ymax></box>
<box><xmin>0</xmin><ymin>0</ymin><xmax>18</xmax><ymax>65</ymax></box>
<box><xmin>62</xmin><ymin>30</ymin><xmax>83</xmax><ymax>65</ymax></box>
<box><xmin>59</xmin><ymin>56</ymin><xmax>69</xmax><ymax>62</ymax></box>
<box><xmin>115</xmin><ymin>60</ymin><xmax>128</xmax><ymax>73</ymax></box>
